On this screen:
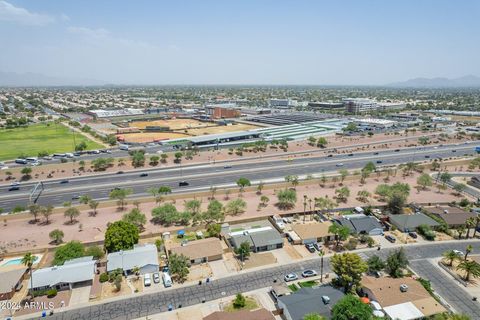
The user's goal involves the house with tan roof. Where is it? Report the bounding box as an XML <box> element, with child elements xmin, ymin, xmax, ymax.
<box><xmin>290</xmin><ymin>222</ymin><xmax>333</xmax><ymax>244</ymax></box>
<box><xmin>0</xmin><ymin>266</ymin><xmax>27</xmax><ymax>300</ymax></box>
<box><xmin>424</xmin><ymin>206</ymin><xmax>477</xmax><ymax>227</ymax></box>
<box><xmin>203</xmin><ymin>308</ymin><xmax>275</xmax><ymax>320</ymax></box>
<box><xmin>169</xmin><ymin>237</ymin><xmax>223</xmax><ymax>265</ymax></box>
<box><xmin>360</xmin><ymin>275</ymin><xmax>446</xmax><ymax>320</ymax></box>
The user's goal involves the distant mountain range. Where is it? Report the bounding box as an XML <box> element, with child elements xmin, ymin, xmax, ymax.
<box><xmin>0</xmin><ymin>71</ymin><xmax>105</xmax><ymax>87</ymax></box>
<box><xmin>388</xmin><ymin>75</ymin><xmax>480</xmax><ymax>88</ymax></box>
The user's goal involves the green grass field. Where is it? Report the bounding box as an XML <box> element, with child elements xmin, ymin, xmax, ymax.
<box><xmin>0</xmin><ymin>123</ymin><xmax>104</xmax><ymax>161</ymax></box>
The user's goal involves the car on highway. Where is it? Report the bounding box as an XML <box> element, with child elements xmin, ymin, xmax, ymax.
<box><xmin>71</xmin><ymin>195</ymin><xmax>80</xmax><ymax>200</ymax></box>
<box><xmin>284</xmin><ymin>273</ymin><xmax>298</xmax><ymax>282</ymax></box>
<box><xmin>425</xmin><ymin>155</ymin><xmax>430</xmax><ymax>158</ymax></box>
<box><xmin>140</xmin><ymin>173</ymin><xmax>149</xmax><ymax>177</ymax></box>
<box><xmin>376</xmin><ymin>160</ymin><xmax>383</xmax><ymax>164</ymax></box>
<box><xmin>301</xmin><ymin>270</ymin><xmax>317</xmax><ymax>278</ymax></box>
<box><xmin>408</xmin><ymin>232</ymin><xmax>418</xmax><ymax>239</ymax></box>
<box><xmin>111</xmin><ymin>187</ymin><xmax>121</xmax><ymax>191</ymax></box>
<box><xmin>305</xmin><ymin>243</ymin><xmax>316</xmax><ymax>253</ymax></box>
<box><xmin>327</xmin><ymin>154</ymin><xmax>333</xmax><ymax>158</ymax></box>
<box><xmin>223</xmin><ymin>165</ymin><xmax>232</xmax><ymax>169</ymax></box>
<box><xmin>179</xmin><ymin>181</ymin><xmax>189</xmax><ymax>187</ymax></box>
<box><xmin>452</xmin><ymin>150</ymin><xmax>457</xmax><ymax>153</ymax></box>
<box><xmin>336</xmin><ymin>163</ymin><xmax>344</xmax><ymax>167</ymax></box>
<box><xmin>116</xmin><ymin>171</ymin><xmax>124</xmax><ymax>174</ymax></box>
<box><xmin>60</xmin><ymin>180</ymin><xmax>69</xmax><ymax>184</ymax></box>
<box><xmin>394</xmin><ymin>149</ymin><xmax>400</xmax><ymax>152</ymax></box>
<box><xmin>373</xmin><ymin>152</ymin><xmax>379</xmax><ymax>155</ymax></box>
<box><xmin>385</xmin><ymin>235</ymin><xmax>396</xmax><ymax>243</ymax></box>
<box><xmin>347</xmin><ymin>153</ymin><xmax>354</xmax><ymax>157</ymax></box>
<box><xmin>153</xmin><ymin>272</ymin><xmax>160</xmax><ymax>284</ymax></box>
<box><xmin>10</xmin><ymin>181</ymin><xmax>20</xmax><ymax>186</ymax></box>
<box><xmin>144</xmin><ymin>273</ymin><xmax>152</xmax><ymax>287</ymax></box>
<box><xmin>8</xmin><ymin>185</ymin><xmax>20</xmax><ymax>191</ymax></box>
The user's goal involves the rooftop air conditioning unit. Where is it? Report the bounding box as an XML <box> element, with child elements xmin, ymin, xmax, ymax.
<box><xmin>322</xmin><ymin>296</ymin><xmax>330</xmax><ymax>304</ymax></box>
<box><xmin>400</xmin><ymin>284</ymin><xmax>409</xmax><ymax>292</ymax></box>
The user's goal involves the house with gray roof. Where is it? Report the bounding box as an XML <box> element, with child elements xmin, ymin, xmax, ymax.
<box><xmin>336</xmin><ymin>215</ymin><xmax>384</xmax><ymax>236</ymax></box>
<box><xmin>389</xmin><ymin>213</ymin><xmax>440</xmax><ymax>232</ymax></box>
<box><xmin>277</xmin><ymin>285</ymin><xmax>345</xmax><ymax>320</ymax></box>
<box><xmin>230</xmin><ymin>228</ymin><xmax>283</xmax><ymax>252</ymax></box>
<box><xmin>107</xmin><ymin>244</ymin><xmax>158</xmax><ymax>275</ymax></box>
<box><xmin>29</xmin><ymin>257</ymin><xmax>96</xmax><ymax>291</ymax></box>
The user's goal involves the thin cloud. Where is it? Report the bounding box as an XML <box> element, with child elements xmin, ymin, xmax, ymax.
<box><xmin>67</xmin><ymin>26</ymin><xmax>110</xmax><ymax>39</ymax></box>
<box><xmin>0</xmin><ymin>0</ymin><xmax>55</xmax><ymax>26</ymax></box>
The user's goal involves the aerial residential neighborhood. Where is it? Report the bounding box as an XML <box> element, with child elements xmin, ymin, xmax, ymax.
<box><xmin>1</xmin><ymin>1</ymin><xmax>480</xmax><ymax>320</ymax></box>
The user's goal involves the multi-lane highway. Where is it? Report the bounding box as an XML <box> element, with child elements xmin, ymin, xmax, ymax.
<box><xmin>17</xmin><ymin>240</ymin><xmax>480</xmax><ymax>320</ymax></box>
<box><xmin>0</xmin><ymin>143</ymin><xmax>476</xmax><ymax>211</ymax></box>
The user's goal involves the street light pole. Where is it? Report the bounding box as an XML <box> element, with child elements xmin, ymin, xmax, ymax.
<box><xmin>319</xmin><ymin>250</ymin><xmax>324</xmax><ymax>283</ymax></box>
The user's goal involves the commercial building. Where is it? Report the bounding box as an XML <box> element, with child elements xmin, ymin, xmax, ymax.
<box><xmin>169</xmin><ymin>237</ymin><xmax>223</xmax><ymax>265</ymax></box>
<box><xmin>343</xmin><ymin>98</ymin><xmax>378</xmax><ymax>113</ymax></box>
<box><xmin>277</xmin><ymin>286</ymin><xmax>345</xmax><ymax>320</ymax></box>
<box><xmin>270</xmin><ymin>98</ymin><xmax>296</xmax><ymax>108</ymax></box>
<box><xmin>205</xmin><ymin>104</ymin><xmax>241</xmax><ymax>119</ymax></box>
<box><xmin>360</xmin><ymin>276</ymin><xmax>446</xmax><ymax>320</ymax></box>
<box><xmin>308</xmin><ymin>101</ymin><xmax>345</xmax><ymax>109</ymax></box>
<box><xmin>89</xmin><ymin>108</ymin><xmax>144</xmax><ymax>118</ymax></box>
<box><xmin>107</xmin><ymin>244</ymin><xmax>158</xmax><ymax>275</ymax></box>
<box><xmin>354</xmin><ymin>118</ymin><xmax>397</xmax><ymax>129</ymax></box>
<box><xmin>29</xmin><ymin>257</ymin><xmax>96</xmax><ymax>291</ymax></box>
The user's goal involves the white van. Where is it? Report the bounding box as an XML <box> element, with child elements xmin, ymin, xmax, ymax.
<box><xmin>162</xmin><ymin>272</ymin><xmax>172</xmax><ymax>288</ymax></box>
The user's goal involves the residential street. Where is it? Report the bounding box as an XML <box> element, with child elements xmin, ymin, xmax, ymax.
<box><xmin>17</xmin><ymin>240</ymin><xmax>480</xmax><ymax>320</ymax></box>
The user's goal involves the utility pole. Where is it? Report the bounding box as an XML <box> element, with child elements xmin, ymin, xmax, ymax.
<box><xmin>319</xmin><ymin>250</ymin><xmax>324</xmax><ymax>283</ymax></box>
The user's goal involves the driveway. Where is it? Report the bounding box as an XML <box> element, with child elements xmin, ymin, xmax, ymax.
<box><xmin>271</xmin><ymin>248</ymin><xmax>295</xmax><ymax>264</ymax></box>
<box><xmin>69</xmin><ymin>285</ymin><xmax>91</xmax><ymax>306</ymax></box>
<box><xmin>209</xmin><ymin>260</ymin><xmax>230</xmax><ymax>279</ymax></box>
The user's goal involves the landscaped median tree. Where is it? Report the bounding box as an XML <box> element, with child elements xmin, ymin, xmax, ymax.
<box><xmin>276</xmin><ymin>188</ymin><xmax>297</xmax><ymax>210</ymax></box>
<box><xmin>331</xmin><ymin>295</ymin><xmax>374</xmax><ymax>320</ymax></box>
<box><xmin>169</xmin><ymin>253</ymin><xmax>189</xmax><ymax>283</ymax></box>
<box><xmin>330</xmin><ymin>253</ymin><xmax>367</xmax><ymax>293</ymax></box>
<box><xmin>417</xmin><ymin>173</ymin><xmax>433</xmax><ymax>190</ymax></box>
<box><xmin>236</xmin><ymin>177</ymin><xmax>251</xmax><ymax>194</ymax></box>
<box><xmin>89</xmin><ymin>200</ymin><xmax>99</xmax><ymax>216</ymax></box>
<box><xmin>21</xmin><ymin>167</ymin><xmax>32</xmax><ymax>180</ymax></box>
<box><xmin>225</xmin><ymin>198</ymin><xmax>247</xmax><ymax>216</ymax></box>
<box><xmin>64</xmin><ymin>207</ymin><xmax>80</xmax><ymax>224</ymax></box>
<box><xmin>28</xmin><ymin>204</ymin><xmax>41</xmax><ymax>222</ymax></box>
<box><xmin>104</xmin><ymin>220</ymin><xmax>139</xmax><ymax>253</ymax></box>
<box><xmin>130</xmin><ymin>150</ymin><xmax>146</xmax><ymax>168</ymax></box>
<box><xmin>109</xmin><ymin>188</ymin><xmax>133</xmax><ymax>210</ymax></box>
<box><xmin>122</xmin><ymin>208</ymin><xmax>147</xmax><ymax>230</ymax></box>
<box><xmin>49</xmin><ymin>229</ymin><xmax>64</xmax><ymax>245</ymax></box>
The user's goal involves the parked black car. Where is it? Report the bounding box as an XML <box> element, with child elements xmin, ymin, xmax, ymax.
<box><xmin>385</xmin><ymin>235</ymin><xmax>396</xmax><ymax>243</ymax></box>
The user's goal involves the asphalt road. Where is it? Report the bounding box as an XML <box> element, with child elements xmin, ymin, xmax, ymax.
<box><xmin>19</xmin><ymin>240</ymin><xmax>480</xmax><ymax>320</ymax></box>
<box><xmin>0</xmin><ymin>143</ymin><xmax>476</xmax><ymax>211</ymax></box>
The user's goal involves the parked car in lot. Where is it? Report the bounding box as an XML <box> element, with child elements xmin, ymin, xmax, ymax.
<box><xmin>312</xmin><ymin>243</ymin><xmax>321</xmax><ymax>251</ymax></box>
<box><xmin>153</xmin><ymin>272</ymin><xmax>160</xmax><ymax>284</ymax></box>
<box><xmin>144</xmin><ymin>273</ymin><xmax>152</xmax><ymax>286</ymax></box>
<box><xmin>385</xmin><ymin>235</ymin><xmax>396</xmax><ymax>243</ymax></box>
<box><xmin>408</xmin><ymin>232</ymin><xmax>418</xmax><ymax>239</ymax></box>
<box><xmin>305</xmin><ymin>243</ymin><xmax>316</xmax><ymax>253</ymax></box>
<box><xmin>284</xmin><ymin>273</ymin><xmax>298</xmax><ymax>282</ymax></box>
<box><xmin>301</xmin><ymin>270</ymin><xmax>317</xmax><ymax>278</ymax></box>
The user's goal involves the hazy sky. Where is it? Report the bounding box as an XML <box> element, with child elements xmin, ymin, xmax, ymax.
<box><xmin>0</xmin><ymin>0</ymin><xmax>479</xmax><ymax>85</ymax></box>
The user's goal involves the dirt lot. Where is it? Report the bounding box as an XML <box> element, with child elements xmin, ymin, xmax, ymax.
<box><xmin>186</xmin><ymin>123</ymin><xmax>259</xmax><ymax>136</ymax></box>
<box><xmin>130</xmin><ymin>119</ymin><xmax>211</xmax><ymax>130</ymax></box>
<box><xmin>120</xmin><ymin>132</ymin><xmax>189</xmax><ymax>143</ymax></box>
<box><xmin>101</xmin><ymin>277</ymin><xmax>131</xmax><ymax>299</ymax></box>
<box><xmin>243</xmin><ymin>252</ymin><xmax>277</xmax><ymax>269</ymax></box>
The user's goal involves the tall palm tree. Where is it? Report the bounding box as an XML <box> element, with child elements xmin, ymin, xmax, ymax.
<box><xmin>465</xmin><ymin>218</ymin><xmax>475</xmax><ymax>239</ymax></box>
<box><xmin>465</xmin><ymin>245</ymin><xmax>473</xmax><ymax>261</ymax></box>
<box><xmin>442</xmin><ymin>250</ymin><xmax>460</xmax><ymax>267</ymax></box>
<box><xmin>21</xmin><ymin>252</ymin><xmax>36</xmax><ymax>299</ymax></box>
<box><xmin>456</xmin><ymin>260</ymin><xmax>480</xmax><ymax>282</ymax></box>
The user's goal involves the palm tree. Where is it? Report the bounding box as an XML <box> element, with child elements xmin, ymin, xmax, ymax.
<box><xmin>456</xmin><ymin>260</ymin><xmax>480</xmax><ymax>282</ymax></box>
<box><xmin>465</xmin><ymin>218</ymin><xmax>476</xmax><ymax>239</ymax></box>
<box><xmin>465</xmin><ymin>245</ymin><xmax>473</xmax><ymax>261</ymax></box>
<box><xmin>132</xmin><ymin>266</ymin><xmax>140</xmax><ymax>280</ymax></box>
<box><xmin>443</xmin><ymin>250</ymin><xmax>460</xmax><ymax>266</ymax></box>
<box><xmin>22</xmin><ymin>252</ymin><xmax>36</xmax><ymax>299</ymax></box>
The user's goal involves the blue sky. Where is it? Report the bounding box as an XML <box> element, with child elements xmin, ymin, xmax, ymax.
<box><xmin>0</xmin><ymin>0</ymin><xmax>479</xmax><ymax>85</ymax></box>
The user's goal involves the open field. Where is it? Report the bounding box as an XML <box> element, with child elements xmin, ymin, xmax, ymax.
<box><xmin>0</xmin><ymin>123</ymin><xmax>104</xmax><ymax>161</ymax></box>
<box><xmin>120</xmin><ymin>132</ymin><xmax>190</xmax><ymax>143</ymax></box>
<box><xmin>185</xmin><ymin>123</ymin><xmax>259</xmax><ymax>136</ymax></box>
<box><xmin>130</xmin><ymin>119</ymin><xmax>210</xmax><ymax>130</ymax></box>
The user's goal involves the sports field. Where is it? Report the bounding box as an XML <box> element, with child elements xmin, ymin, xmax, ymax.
<box><xmin>0</xmin><ymin>123</ymin><xmax>104</xmax><ymax>161</ymax></box>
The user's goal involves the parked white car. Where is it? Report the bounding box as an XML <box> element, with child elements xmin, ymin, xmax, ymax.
<box><xmin>144</xmin><ymin>273</ymin><xmax>152</xmax><ymax>287</ymax></box>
